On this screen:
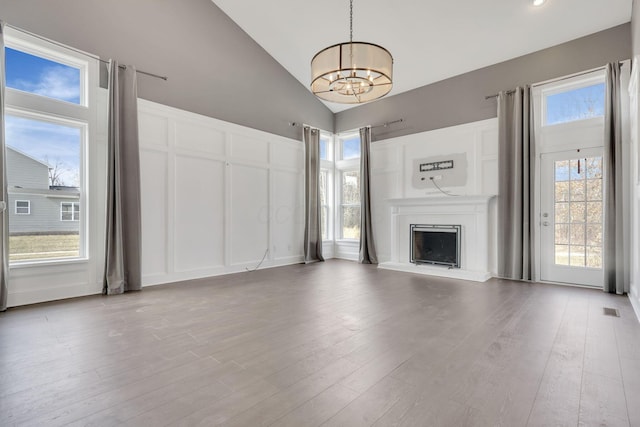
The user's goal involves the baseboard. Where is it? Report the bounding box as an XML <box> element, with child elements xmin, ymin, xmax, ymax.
<box><xmin>8</xmin><ymin>282</ymin><xmax>102</xmax><ymax>307</ymax></box>
<box><xmin>629</xmin><ymin>288</ymin><xmax>640</xmax><ymax>324</ymax></box>
<box><xmin>142</xmin><ymin>256</ymin><xmax>304</xmax><ymax>287</ymax></box>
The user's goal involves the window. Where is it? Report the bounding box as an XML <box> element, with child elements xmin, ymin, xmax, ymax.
<box><xmin>317</xmin><ymin>130</ymin><xmax>362</xmax><ymax>242</ymax></box>
<box><xmin>340</xmin><ymin>135</ymin><xmax>360</xmax><ymax>160</ymax></box>
<box><xmin>320</xmin><ymin>134</ymin><xmax>330</xmax><ymax>161</ymax></box>
<box><xmin>553</xmin><ymin>157</ymin><xmax>603</xmax><ymax>268</ymax></box>
<box><xmin>319</xmin><ymin>132</ymin><xmax>334</xmax><ymax>241</ymax></box>
<box><xmin>340</xmin><ymin>170</ymin><xmax>361</xmax><ymax>239</ymax></box>
<box><xmin>336</xmin><ymin>132</ymin><xmax>361</xmax><ymax>240</ymax></box>
<box><xmin>544</xmin><ymin>82</ymin><xmax>605</xmax><ymax>126</ymax></box>
<box><xmin>5</xmin><ymin>47</ymin><xmax>83</xmax><ymax>105</ymax></box>
<box><xmin>60</xmin><ymin>202</ymin><xmax>80</xmax><ymax>221</ymax></box>
<box><xmin>5</xmin><ymin>28</ymin><xmax>92</xmax><ymax>263</ymax></box>
<box><xmin>15</xmin><ymin>200</ymin><xmax>30</xmax><ymax>215</ymax></box>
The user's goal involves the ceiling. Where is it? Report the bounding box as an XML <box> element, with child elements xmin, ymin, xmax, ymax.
<box><xmin>212</xmin><ymin>0</ymin><xmax>632</xmax><ymax>113</ymax></box>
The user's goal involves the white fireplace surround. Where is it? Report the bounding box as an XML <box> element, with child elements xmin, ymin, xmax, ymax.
<box><xmin>379</xmin><ymin>195</ymin><xmax>495</xmax><ymax>282</ymax></box>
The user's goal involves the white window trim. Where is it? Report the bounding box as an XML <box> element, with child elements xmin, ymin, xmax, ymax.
<box><xmin>60</xmin><ymin>202</ymin><xmax>80</xmax><ymax>221</ymax></box>
<box><xmin>5</xmin><ymin>30</ymin><xmax>90</xmax><ymax>108</ymax></box>
<box><xmin>5</xmin><ymin>27</ymin><xmax>97</xmax><ymax>267</ymax></box>
<box><xmin>15</xmin><ymin>200</ymin><xmax>31</xmax><ymax>215</ymax></box>
<box><xmin>541</xmin><ymin>72</ymin><xmax>606</xmax><ymax>128</ymax></box>
<box><xmin>319</xmin><ymin>131</ymin><xmax>335</xmax><ymax>242</ymax></box>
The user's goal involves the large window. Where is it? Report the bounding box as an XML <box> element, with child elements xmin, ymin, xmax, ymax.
<box><xmin>319</xmin><ymin>132</ymin><xmax>334</xmax><ymax>241</ymax></box>
<box><xmin>5</xmin><ymin>30</ymin><xmax>91</xmax><ymax>263</ymax></box>
<box><xmin>336</xmin><ymin>132</ymin><xmax>361</xmax><ymax>240</ymax></box>
<box><xmin>317</xmin><ymin>130</ymin><xmax>362</xmax><ymax>243</ymax></box>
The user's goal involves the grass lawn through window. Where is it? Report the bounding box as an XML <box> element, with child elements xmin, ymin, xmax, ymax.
<box><xmin>9</xmin><ymin>234</ymin><xmax>80</xmax><ymax>262</ymax></box>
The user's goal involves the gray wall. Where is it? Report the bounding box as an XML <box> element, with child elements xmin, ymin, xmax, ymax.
<box><xmin>336</xmin><ymin>24</ymin><xmax>632</xmax><ymax>141</ymax></box>
<box><xmin>633</xmin><ymin>1</ymin><xmax>640</xmax><ymax>55</ymax></box>
<box><xmin>0</xmin><ymin>0</ymin><xmax>333</xmax><ymax>140</ymax></box>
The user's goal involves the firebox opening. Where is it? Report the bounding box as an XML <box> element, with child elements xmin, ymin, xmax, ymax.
<box><xmin>410</xmin><ymin>224</ymin><xmax>461</xmax><ymax>268</ymax></box>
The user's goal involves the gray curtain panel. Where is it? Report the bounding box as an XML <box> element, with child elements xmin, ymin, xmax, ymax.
<box><xmin>104</xmin><ymin>61</ymin><xmax>142</xmax><ymax>295</ymax></box>
<box><xmin>497</xmin><ymin>86</ymin><xmax>533</xmax><ymax>280</ymax></box>
<box><xmin>303</xmin><ymin>126</ymin><xmax>324</xmax><ymax>263</ymax></box>
<box><xmin>0</xmin><ymin>22</ymin><xmax>9</xmax><ymax>311</ymax></box>
<box><xmin>359</xmin><ymin>126</ymin><xmax>378</xmax><ymax>264</ymax></box>
<box><xmin>603</xmin><ymin>62</ymin><xmax>625</xmax><ymax>294</ymax></box>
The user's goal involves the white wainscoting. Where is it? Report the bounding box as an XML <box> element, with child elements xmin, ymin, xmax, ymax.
<box><xmin>370</xmin><ymin>118</ymin><xmax>499</xmax><ymax>276</ymax></box>
<box><xmin>139</xmin><ymin>99</ymin><xmax>304</xmax><ymax>286</ymax></box>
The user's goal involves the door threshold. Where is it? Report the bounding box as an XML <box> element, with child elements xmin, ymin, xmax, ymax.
<box><xmin>537</xmin><ymin>279</ymin><xmax>601</xmax><ymax>290</ymax></box>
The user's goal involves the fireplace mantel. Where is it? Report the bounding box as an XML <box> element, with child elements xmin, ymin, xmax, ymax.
<box><xmin>379</xmin><ymin>195</ymin><xmax>496</xmax><ymax>282</ymax></box>
<box><xmin>386</xmin><ymin>195</ymin><xmax>494</xmax><ymax>208</ymax></box>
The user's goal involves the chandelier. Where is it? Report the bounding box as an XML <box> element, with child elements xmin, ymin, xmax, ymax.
<box><xmin>310</xmin><ymin>0</ymin><xmax>393</xmax><ymax>104</ymax></box>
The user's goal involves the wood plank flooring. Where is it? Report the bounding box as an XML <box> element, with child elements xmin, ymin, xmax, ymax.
<box><xmin>1</xmin><ymin>260</ymin><xmax>639</xmax><ymax>426</ymax></box>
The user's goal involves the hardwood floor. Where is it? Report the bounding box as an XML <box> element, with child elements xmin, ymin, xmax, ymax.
<box><xmin>1</xmin><ymin>260</ymin><xmax>639</xmax><ymax>426</ymax></box>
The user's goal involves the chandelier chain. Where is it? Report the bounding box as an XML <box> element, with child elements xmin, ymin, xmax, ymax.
<box><xmin>349</xmin><ymin>0</ymin><xmax>353</xmax><ymax>43</ymax></box>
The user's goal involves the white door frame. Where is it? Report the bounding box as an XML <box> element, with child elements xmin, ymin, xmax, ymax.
<box><xmin>532</xmin><ymin>69</ymin><xmax>606</xmax><ymax>284</ymax></box>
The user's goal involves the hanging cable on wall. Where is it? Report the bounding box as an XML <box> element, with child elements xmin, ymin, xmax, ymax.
<box><xmin>245</xmin><ymin>249</ymin><xmax>269</xmax><ymax>272</ymax></box>
<box><xmin>429</xmin><ymin>176</ymin><xmax>460</xmax><ymax>197</ymax></box>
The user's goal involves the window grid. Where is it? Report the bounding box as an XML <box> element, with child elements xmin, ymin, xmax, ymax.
<box><xmin>554</xmin><ymin>156</ymin><xmax>603</xmax><ymax>268</ymax></box>
<box><xmin>60</xmin><ymin>202</ymin><xmax>80</xmax><ymax>222</ymax></box>
<box><xmin>15</xmin><ymin>200</ymin><xmax>31</xmax><ymax>215</ymax></box>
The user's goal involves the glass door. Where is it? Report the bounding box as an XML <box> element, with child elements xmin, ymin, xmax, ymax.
<box><xmin>540</xmin><ymin>148</ymin><xmax>604</xmax><ymax>287</ymax></box>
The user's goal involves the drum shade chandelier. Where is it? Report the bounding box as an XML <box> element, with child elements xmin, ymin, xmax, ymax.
<box><xmin>310</xmin><ymin>0</ymin><xmax>393</xmax><ymax>104</ymax></box>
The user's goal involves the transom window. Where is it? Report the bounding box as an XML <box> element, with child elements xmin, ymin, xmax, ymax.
<box><xmin>544</xmin><ymin>82</ymin><xmax>605</xmax><ymax>126</ymax></box>
<box><xmin>340</xmin><ymin>135</ymin><xmax>360</xmax><ymax>160</ymax></box>
<box><xmin>5</xmin><ymin>47</ymin><xmax>83</xmax><ymax>105</ymax></box>
<box><xmin>15</xmin><ymin>200</ymin><xmax>30</xmax><ymax>215</ymax></box>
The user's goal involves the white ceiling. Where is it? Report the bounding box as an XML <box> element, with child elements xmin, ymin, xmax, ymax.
<box><xmin>212</xmin><ymin>0</ymin><xmax>632</xmax><ymax>113</ymax></box>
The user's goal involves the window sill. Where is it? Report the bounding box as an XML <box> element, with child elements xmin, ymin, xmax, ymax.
<box><xmin>10</xmin><ymin>257</ymin><xmax>89</xmax><ymax>269</ymax></box>
<box><xmin>335</xmin><ymin>239</ymin><xmax>359</xmax><ymax>246</ymax></box>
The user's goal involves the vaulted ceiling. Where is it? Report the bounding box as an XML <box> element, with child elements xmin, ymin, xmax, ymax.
<box><xmin>212</xmin><ymin>0</ymin><xmax>632</xmax><ymax>113</ymax></box>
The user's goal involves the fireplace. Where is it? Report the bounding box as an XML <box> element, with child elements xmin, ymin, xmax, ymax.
<box><xmin>410</xmin><ymin>224</ymin><xmax>461</xmax><ymax>268</ymax></box>
<box><xmin>380</xmin><ymin>196</ymin><xmax>494</xmax><ymax>282</ymax></box>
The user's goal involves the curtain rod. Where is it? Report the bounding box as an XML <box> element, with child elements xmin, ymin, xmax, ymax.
<box><xmin>5</xmin><ymin>22</ymin><xmax>168</xmax><ymax>81</ymax></box>
<box><xmin>289</xmin><ymin>122</ymin><xmax>323</xmax><ymax>129</ymax></box>
<box><xmin>484</xmin><ymin>62</ymin><xmax>626</xmax><ymax>100</ymax></box>
<box><xmin>100</xmin><ymin>59</ymin><xmax>168</xmax><ymax>81</ymax></box>
<box><xmin>371</xmin><ymin>118</ymin><xmax>404</xmax><ymax>129</ymax></box>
